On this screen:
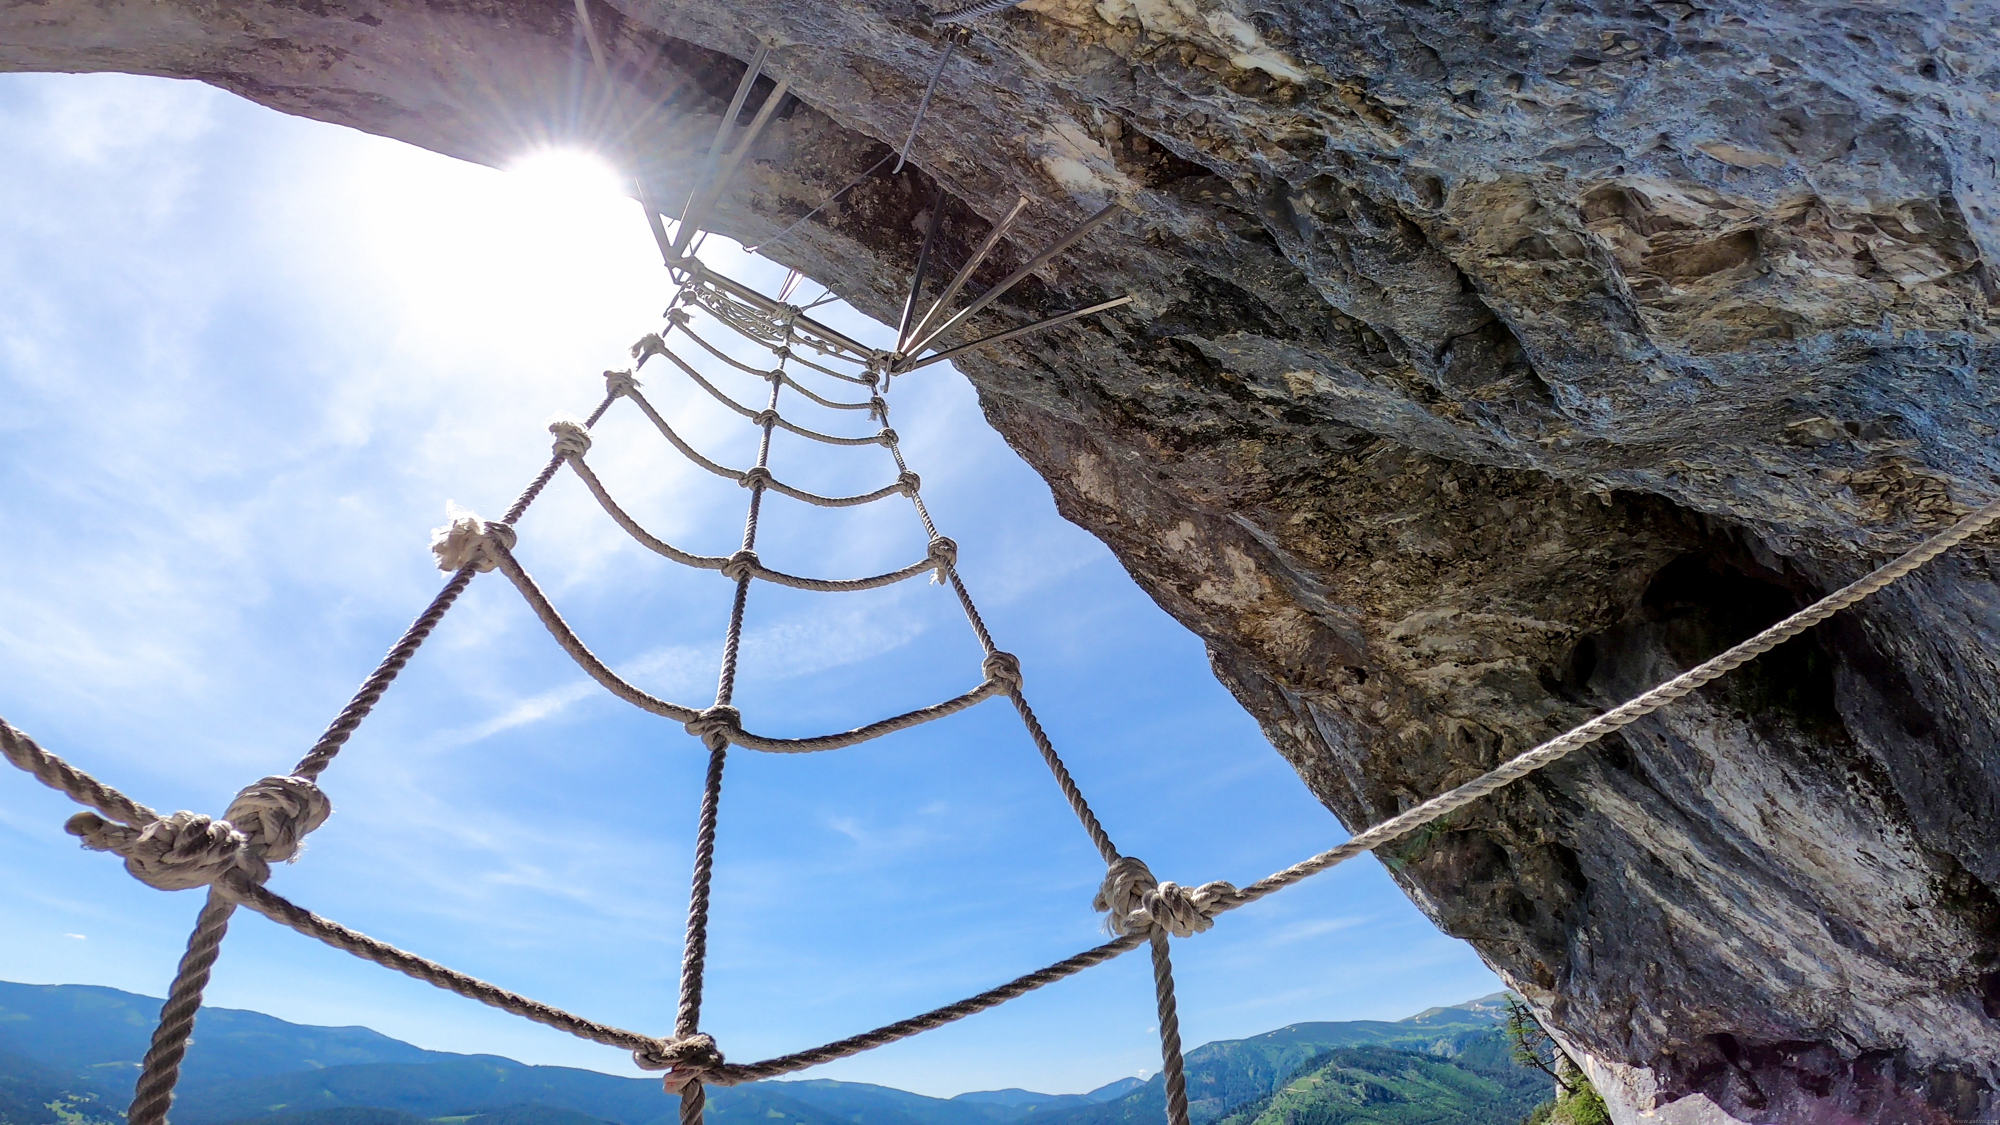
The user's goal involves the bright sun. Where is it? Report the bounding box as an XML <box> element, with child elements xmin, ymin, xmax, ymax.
<box><xmin>505</xmin><ymin>147</ymin><xmax>628</xmax><ymax>202</ymax></box>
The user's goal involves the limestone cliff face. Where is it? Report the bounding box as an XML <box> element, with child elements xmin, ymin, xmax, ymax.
<box><xmin>6</xmin><ymin>0</ymin><xmax>1998</xmax><ymax>1120</ymax></box>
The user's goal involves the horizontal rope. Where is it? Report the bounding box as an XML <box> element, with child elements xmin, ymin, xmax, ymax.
<box><xmin>668</xmin><ymin>324</ymin><xmax>782</xmax><ymax>381</ymax></box>
<box><xmin>726</xmin><ymin>679</ymin><xmax>1003</xmax><ymax>753</ymax></box>
<box><xmin>489</xmin><ymin>540</ymin><xmax>1003</xmax><ymax>752</ymax></box>
<box><xmin>488</xmin><ymin>542</ymin><xmax>703</xmax><ymax>723</ymax></box>
<box><xmin>669</xmin><ymin>326</ymin><xmax>872</xmax><ymax>413</ymax></box>
<box><xmin>651</xmin><ymin>348</ymin><xmax>886</xmax><ymax>448</ymax></box>
<box><xmin>620</xmin><ymin>390</ymin><xmax>906</xmax><ymax>506</ymax></box>
<box><xmin>711</xmin><ymin>932</ymin><xmax>1147</xmax><ymax>1083</ymax></box>
<box><xmin>777</xmin><ymin>370</ymin><xmax>874</xmax><ymax>412</ymax></box>
<box><xmin>783</xmin><ymin>346</ymin><xmax>878</xmax><ymax>386</ymax></box>
<box><xmin>1</xmin><ymin>719</ymin><xmax>157</xmax><ymax>828</ymax></box>
<box><xmin>218</xmin><ymin>871</ymin><xmax>667</xmax><ymax>1056</ymax></box>
<box><xmin>1205</xmin><ymin>487</ymin><xmax>2000</xmax><ymax>918</ymax></box>
<box><xmin>564</xmin><ymin>456</ymin><xmax>944</xmax><ymax>592</ymax></box>
<box><xmin>563</xmin><ymin>456</ymin><xmax>730</xmax><ymax>570</ymax></box>
<box><xmin>622</xmin><ymin>387</ymin><xmax>743</xmax><ymax>481</ymax></box>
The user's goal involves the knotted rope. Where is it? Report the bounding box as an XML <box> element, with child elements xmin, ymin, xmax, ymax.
<box><xmin>431</xmin><ymin>509</ymin><xmax>516</xmax><ymax>573</ymax></box>
<box><xmin>928</xmin><ymin>536</ymin><xmax>958</xmax><ymax>579</ymax></box>
<box><xmin>1093</xmin><ymin>856</ymin><xmax>1236</xmax><ymax>939</ymax></box>
<box><xmin>606</xmin><ymin>370</ymin><xmax>642</xmax><ymax>398</ymax></box>
<box><xmin>635</xmin><ymin>1032</ymin><xmax>726</xmax><ymax>1092</ymax></box>
<box><xmin>68</xmin><ymin>775</ymin><xmax>331</xmax><ymax>891</ymax></box>
<box><xmin>550</xmin><ymin>419</ymin><xmax>593</xmax><ymax>459</ymax></box>
<box><xmin>981</xmin><ymin>650</ymin><xmax>1023</xmax><ymax>693</ymax></box>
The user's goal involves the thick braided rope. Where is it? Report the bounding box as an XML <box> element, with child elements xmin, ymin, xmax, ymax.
<box><xmin>128</xmin><ymin>891</ymin><xmax>235</xmax><ymax>1125</ymax></box>
<box><xmin>502</xmin><ymin>391</ymin><xmax>619</xmax><ymax>524</ymax></box>
<box><xmin>0</xmin><ymin>720</ymin><xmax>156</xmax><ymax>827</ymax></box>
<box><xmin>668</xmin><ymin>745</ymin><xmax>728</xmax><ymax>1125</ymax></box>
<box><xmin>1148</xmin><ymin>932</ymin><xmax>1192</xmax><ymax>1125</ymax></box>
<box><xmin>292</xmin><ymin>390</ymin><xmax>620</xmax><ymax>777</ymax></box>
<box><xmin>1007</xmin><ymin>692</ymin><xmax>1119</xmax><ymax>865</ymax></box>
<box><xmin>666</xmin><ymin>326</ymin><xmax>871</xmax><ymax>411</ymax></box>
<box><xmin>724</xmin><ymin>680</ymin><xmax>1006</xmax><ymax>752</ymax></box>
<box><xmin>655</xmin><ymin>346</ymin><xmax>886</xmax><ymax>449</ymax></box>
<box><xmin>565</xmin><ymin>454</ymin><xmax>940</xmax><ymax>589</ymax></box>
<box><xmin>708</xmin><ymin>933</ymin><xmax>1147</xmax><ymax>1083</ymax></box>
<box><xmin>620</xmin><ymin>387</ymin><xmax>903</xmax><ymax>507</ymax></box>
<box><xmin>775</xmin><ymin>369</ymin><xmax>872</xmax><ymax>412</ymax></box>
<box><xmin>486</xmin><ymin>544</ymin><xmax>701</xmax><ymax>723</ymax></box>
<box><xmin>1207</xmin><ymin>489</ymin><xmax>2000</xmax><ymax>917</ymax></box>
<box><xmin>217</xmin><ymin>872</ymin><xmax>666</xmax><ymax>1055</ymax></box>
<box><xmin>621</xmin><ymin>387</ymin><xmax>748</xmax><ymax>481</ymax></box>
<box><xmin>292</xmin><ymin>570</ymin><xmax>475</xmax><ymax>780</ymax></box>
<box><xmin>485</xmin><ymin>538</ymin><xmax>1004</xmax><ymax>749</ymax></box>
<box><xmin>655</xmin><ymin>325</ymin><xmax>783</xmax><ymax>382</ymax></box>
<box><xmin>783</xmin><ymin>346</ymin><xmax>878</xmax><ymax>386</ymax></box>
<box><xmin>665</xmin><ymin>315</ymin><xmax>793</xmax><ymax>1125</ymax></box>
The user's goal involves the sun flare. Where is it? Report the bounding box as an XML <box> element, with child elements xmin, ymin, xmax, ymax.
<box><xmin>504</xmin><ymin>147</ymin><xmax>627</xmax><ymax>202</ymax></box>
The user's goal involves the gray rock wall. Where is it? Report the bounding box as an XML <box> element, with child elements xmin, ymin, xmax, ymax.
<box><xmin>5</xmin><ymin>0</ymin><xmax>1998</xmax><ymax>1119</ymax></box>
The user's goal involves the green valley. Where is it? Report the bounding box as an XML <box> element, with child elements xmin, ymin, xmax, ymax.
<box><xmin>0</xmin><ymin>984</ymin><xmax>1548</xmax><ymax>1125</ymax></box>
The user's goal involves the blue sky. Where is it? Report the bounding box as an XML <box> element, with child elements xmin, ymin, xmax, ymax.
<box><xmin>0</xmin><ymin>72</ymin><xmax>1498</xmax><ymax>1097</ymax></box>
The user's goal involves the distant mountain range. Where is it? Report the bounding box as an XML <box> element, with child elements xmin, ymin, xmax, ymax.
<box><xmin>0</xmin><ymin>983</ymin><xmax>1545</xmax><ymax>1125</ymax></box>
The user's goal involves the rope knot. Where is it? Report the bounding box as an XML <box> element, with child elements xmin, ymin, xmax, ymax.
<box><xmin>223</xmin><ymin>775</ymin><xmax>332</xmax><ymax>864</ymax></box>
<box><xmin>430</xmin><ymin>509</ymin><xmax>516</xmax><ymax>573</ymax></box>
<box><xmin>636</xmin><ymin>1034</ymin><xmax>726</xmax><ymax>1093</ymax></box>
<box><xmin>549</xmin><ymin>420</ymin><xmax>592</xmax><ymax>459</ymax></box>
<box><xmin>721</xmin><ymin>550</ymin><xmax>760</xmax><ymax>582</ymax></box>
<box><xmin>739</xmin><ymin>466</ymin><xmax>774</xmax><ymax>490</ymax></box>
<box><xmin>899</xmin><ymin>471</ymin><xmax>923</xmax><ymax>496</ymax></box>
<box><xmin>768</xmin><ymin>368</ymin><xmax>787</xmax><ymax>383</ymax></box>
<box><xmin>771</xmin><ymin>346</ymin><xmax>791</xmax><ymax>360</ymax></box>
<box><xmin>870</xmin><ymin>397</ymin><xmax>890</xmax><ymax>422</ymax></box>
<box><xmin>927</xmin><ymin>535</ymin><xmax>957</xmax><ymax>572</ymax></box>
<box><xmin>685</xmin><ymin>706</ymin><xmax>742</xmax><ymax>751</ymax></box>
<box><xmin>752</xmin><ymin>409</ymin><xmax>781</xmax><ymax>429</ymax></box>
<box><xmin>605</xmin><ymin>370</ymin><xmax>642</xmax><ymax>398</ymax></box>
<box><xmin>666</xmin><ymin>308</ymin><xmax>691</xmax><ymax>326</ymax></box>
<box><xmin>878</xmin><ymin>428</ymin><xmax>899</xmax><ymax>447</ymax></box>
<box><xmin>632</xmin><ymin>334</ymin><xmax>669</xmax><ymax>365</ymax></box>
<box><xmin>1092</xmin><ymin>856</ymin><xmax>1234</xmax><ymax>938</ymax></box>
<box><xmin>67</xmin><ymin>775</ymin><xmax>330</xmax><ymax>892</ymax></box>
<box><xmin>982</xmin><ymin>650</ymin><xmax>1023</xmax><ymax>694</ymax></box>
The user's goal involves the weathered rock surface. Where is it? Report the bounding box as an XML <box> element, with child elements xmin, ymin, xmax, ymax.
<box><xmin>6</xmin><ymin>0</ymin><xmax>1999</xmax><ymax>1120</ymax></box>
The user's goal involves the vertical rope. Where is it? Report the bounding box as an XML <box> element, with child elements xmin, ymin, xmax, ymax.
<box><xmin>674</xmin><ymin>743</ymin><xmax>727</xmax><ymax>1125</ymax></box>
<box><xmin>880</xmin><ymin>406</ymin><xmax>1114</xmax><ymax>859</ymax></box>
<box><xmin>504</xmin><ymin>392</ymin><xmax>619</xmax><ymax>524</ymax></box>
<box><xmin>1148</xmin><ymin>930</ymin><xmax>1192</xmax><ymax>1125</ymax></box>
<box><xmin>296</xmin><ymin>389</ymin><xmax>619</xmax><ymax>782</ymax></box>
<box><xmin>1009</xmin><ymin>693</ymin><xmax>1119</xmax><ymax>864</ymax></box>
<box><xmin>679</xmin><ymin>324</ymin><xmax>793</xmax><ymax>1125</ymax></box>
<box><xmin>126</xmin><ymin>890</ymin><xmax>236</xmax><ymax>1125</ymax></box>
<box><xmin>292</xmin><ymin>570</ymin><xmax>475</xmax><ymax>781</ymax></box>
